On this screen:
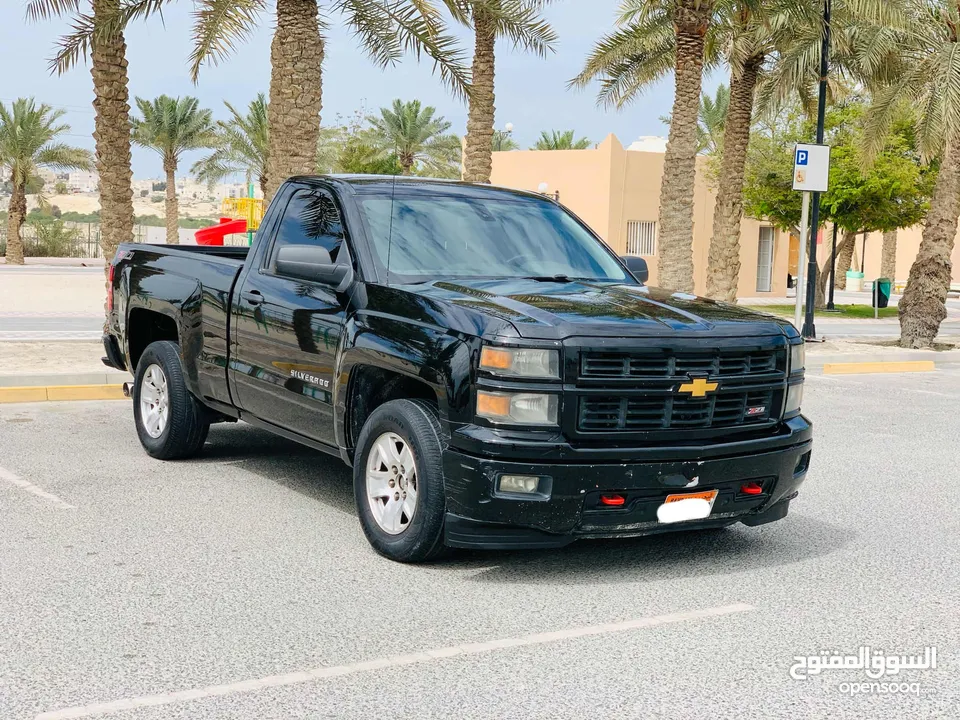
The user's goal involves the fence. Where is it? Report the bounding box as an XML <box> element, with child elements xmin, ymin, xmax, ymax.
<box><xmin>0</xmin><ymin>222</ymin><xmax>187</xmax><ymax>259</ymax></box>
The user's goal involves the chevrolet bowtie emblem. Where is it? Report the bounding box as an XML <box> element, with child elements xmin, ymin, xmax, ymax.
<box><xmin>678</xmin><ymin>377</ymin><xmax>719</xmax><ymax>397</ymax></box>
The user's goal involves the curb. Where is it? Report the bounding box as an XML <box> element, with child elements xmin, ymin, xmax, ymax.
<box><xmin>0</xmin><ymin>371</ymin><xmax>130</xmax><ymax>388</ymax></box>
<box><xmin>0</xmin><ymin>384</ymin><xmax>126</xmax><ymax>404</ymax></box>
<box><xmin>821</xmin><ymin>360</ymin><xmax>936</xmax><ymax>375</ymax></box>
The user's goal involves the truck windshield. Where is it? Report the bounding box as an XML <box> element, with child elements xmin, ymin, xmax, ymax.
<box><xmin>355</xmin><ymin>194</ymin><xmax>633</xmax><ymax>284</ymax></box>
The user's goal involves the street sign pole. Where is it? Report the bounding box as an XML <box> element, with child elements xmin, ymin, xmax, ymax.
<box><xmin>795</xmin><ymin>192</ymin><xmax>811</xmax><ymax>330</ymax></box>
<box><xmin>802</xmin><ymin>0</ymin><xmax>832</xmax><ymax>339</ymax></box>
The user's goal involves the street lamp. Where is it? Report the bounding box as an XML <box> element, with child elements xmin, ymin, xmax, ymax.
<box><xmin>493</xmin><ymin>122</ymin><xmax>515</xmax><ymax>152</ymax></box>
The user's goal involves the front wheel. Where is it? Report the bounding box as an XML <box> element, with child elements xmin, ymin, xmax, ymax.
<box><xmin>353</xmin><ymin>399</ymin><xmax>447</xmax><ymax>562</ymax></box>
<box><xmin>133</xmin><ymin>341</ymin><xmax>209</xmax><ymax>460</ymax></box>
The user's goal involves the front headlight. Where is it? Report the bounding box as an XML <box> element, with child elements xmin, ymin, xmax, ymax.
<box><xmin>477</xmin><ymin>391</ymin><xmax>558</xmax><ymax>425</ymax></box>
<box><xmin>785</xmin><ymin>383</ymin><xmax>803</xmax><ymax>416</ymax></box>
<box><xmin>790</xmin><ymin>342</ymin><xmax>805</xmax><ymax>373</ymax></box>
<box><xmin>480</xmin><ymin>346</ymin><xmax>559</xmax><ymax>379</ymax></box>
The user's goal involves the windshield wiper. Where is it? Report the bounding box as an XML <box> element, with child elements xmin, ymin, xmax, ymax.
<box><xmin>521</xmin><ymin>274</ymin><xmax>573</xmax><ymax>283</ymax></box>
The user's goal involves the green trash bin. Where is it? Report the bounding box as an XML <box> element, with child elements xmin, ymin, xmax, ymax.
<box><xmin>873</xmin><ymin>277</ymin><xmax>892</xmax><ymax>309</ymax></box>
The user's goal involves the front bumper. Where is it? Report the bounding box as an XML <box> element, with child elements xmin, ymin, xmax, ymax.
<box><xmin>443</xmin><ymin>416</ymin><xmax>812</xmax><ymax>549</ymax></box>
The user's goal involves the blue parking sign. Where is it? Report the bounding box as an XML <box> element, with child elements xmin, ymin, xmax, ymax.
<box><xmin>796</xmin><ymin>149</ymin><xmax>809</xmax><ymax>166</ymax></box>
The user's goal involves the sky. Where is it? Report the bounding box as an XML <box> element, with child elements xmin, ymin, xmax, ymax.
<box><xmin>0</xmin><ymin>1</ymin><xmax>722</xmax><ymax>179</ymax></box>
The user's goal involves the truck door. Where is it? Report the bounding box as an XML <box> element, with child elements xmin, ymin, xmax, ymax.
<box><xmin>231</xmin><ymin>187</ymin><xmax>349</xmax><ymax>447</ymax></box>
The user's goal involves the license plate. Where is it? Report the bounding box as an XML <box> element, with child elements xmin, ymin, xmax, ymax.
<box><xmin>658</xmin><ymin>490</ymin><xmax>718</xmax><ymax>524</ymax></box>
<box><xmin>664</xmin><ymin>490</ymin><xmax>718</xmax><ymax>506</ymax></box>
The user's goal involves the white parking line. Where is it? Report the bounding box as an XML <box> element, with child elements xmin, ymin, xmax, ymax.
<box><xmin>0</xmin><ymin>466</ymin><xmax>75</xmax><ymax>509</ymax></box>
<box><xmin>36</xmin><ymin>603</ymin><xmax>753</xmax><ymax>720</ymax></box>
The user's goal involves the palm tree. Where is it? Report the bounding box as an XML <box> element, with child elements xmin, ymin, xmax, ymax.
<box><xmin>131</xmin><ymin>96</ymin><xmax>216</xmax><ymax>244</ymax></box>
<box><xmin>48</xmin><ymin>1</ymin><xmax>471</xmax><ymax>204</ymax></box>
<box><xmin>192</xmin><ymin>94</ymin><xmax>269</xmax><ymax>197</ymax></box>
<box><xmin>532</xmin><ymin>130</ymin><xmax>592</xmax><ymax>150</ymax></box>
<box><xmin>27</xmin><ymin>0</ymin><xmax>137</xmax><ymax>273</ymax></box>
<box><xmin>367</xmin><ymin>99</ymin><xmax>460</xmax><ymax>176</ymax></box>
<box><xmin>658</xmin><ymin>84</ymin><xmax>728</xmax><ymax>154</ymax></box>
<box><xmin>0</xmin><ymin>98</ymin><xmax>91</xmax><ymax>265</ymax></box>
<box><xmin>697</xmin><ymin>83</ymin><xmax>729</xmax><ymax>155</ymax></box>
<box><xmin>573</xmin><ymin>0</ymin><xmax>717</xmax><ymax>293</ymax></box>
<box><xmin>863</xmin><ymin>0</ymin><xmax>960</xmax><ymax>347</ymax></box>
<box><xmin>450</xmin><ymin>1</ymin><xmax>558</xmax><ymax>183</ymax></box>
<box><xmin>192</xmin><ymin>0</ymin><xmax>471</xmax><ymax>201</ymax></box>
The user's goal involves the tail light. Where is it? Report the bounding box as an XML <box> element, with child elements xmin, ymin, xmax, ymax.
<box><xmin>107</xmin><ymin>263</ymin><xmax>115</xmax><ymax>313</ymax></box>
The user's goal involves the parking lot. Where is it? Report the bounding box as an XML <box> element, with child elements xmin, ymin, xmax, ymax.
<box><xmin>2</xmin><ymin>368</ymin><xmax>958</xmax><ymax>719</ymax></box>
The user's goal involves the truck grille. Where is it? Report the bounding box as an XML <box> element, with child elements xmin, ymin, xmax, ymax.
<box><xmin>579</xmin><ymin>389</ymin><xmax>775</xmax><ymax>431</ymax></box>
<box><xmin>581</xmin><ymin>349</ymin><xmax>778</xmax><ymax>378</ymax></box>
<box><xmin>575</xmin><ymin>348</ymin><xmax>785</xmax><ymax>434</ymax></box>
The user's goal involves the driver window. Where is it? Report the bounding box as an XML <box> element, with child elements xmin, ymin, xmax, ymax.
<box><xmin>267</xmin><ymin>189</ymin><xmax>344</xmax><ymax>274</ymax></box>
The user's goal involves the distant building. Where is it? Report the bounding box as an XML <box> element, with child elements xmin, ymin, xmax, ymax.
<box><xmin>627</xmin><ymin>136</ymin><xmax>668</xmax><ymax>153</ymax></box>
<box><xmin>67</xmin><ymin>170</ymin><xmax>99</xmax><ymax>193</ymax></box>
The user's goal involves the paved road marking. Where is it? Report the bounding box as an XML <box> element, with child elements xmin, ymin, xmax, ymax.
<box><xmin>0</xmin><ymin>466</ymin><xmax>75</xmax><ymax>510</ymax></box>
<box><xmin>36</xmin><ymin>603</ymin><xmax>753</xmax><ymax>719</ymax></box>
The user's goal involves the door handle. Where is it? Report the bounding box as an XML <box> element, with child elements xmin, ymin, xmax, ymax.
<box><xmin>242</xmin><ymin>289</ymin><xmax>264</xmax><ymax>306</ymax></box>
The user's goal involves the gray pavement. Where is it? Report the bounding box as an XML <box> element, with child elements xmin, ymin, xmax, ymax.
<box><xmin>1</xmin><ymin>370</ymin><xmax>959</xmax><ymax>719</ymax></box>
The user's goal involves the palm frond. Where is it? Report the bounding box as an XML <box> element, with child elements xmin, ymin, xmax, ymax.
<box><xmin>189</xmin><ymin>0</ymin><xmax>266</xmax><ymax>82</ymax></box>
<box><xmin>25</xmin><ymin>0</ymin><xmax>80</xmax><ymax>22</ymax></box>
<box><xmin>335</xmin><ymin>0</ymin><xmax>472</xmax><ymax>100</ymax></box>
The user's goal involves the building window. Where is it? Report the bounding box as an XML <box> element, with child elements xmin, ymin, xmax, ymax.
<box><xmin>757</xmin><ymin>227</ymin><xmax>775</xmax><ymax>293</ymax></box>
<box><xmin>626</xmin><ymin>221</ymin><xmax>657</xmax><ymax>256</ymax></box>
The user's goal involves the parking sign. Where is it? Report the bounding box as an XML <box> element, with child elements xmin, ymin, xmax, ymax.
<box><xmin>793</xmin><ymin>143</ymin><xmax>830</xmax><ymax>191</ymax></box>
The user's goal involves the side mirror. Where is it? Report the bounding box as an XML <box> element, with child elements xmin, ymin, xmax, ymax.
<box><xmin>621</xmin><ymin>255</ymin><xmax>649</xmax><ymax>283</ymax></box>
<box><xmin>276</xmin><ymin>244</ymin><xmax>352</xmax><ymax>290</ymax></box>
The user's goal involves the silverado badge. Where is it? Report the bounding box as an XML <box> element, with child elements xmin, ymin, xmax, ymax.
<box><xmin>677</xmin><ymin>377</ymin><xmax>719</xmax><ymax>398</ymax></box>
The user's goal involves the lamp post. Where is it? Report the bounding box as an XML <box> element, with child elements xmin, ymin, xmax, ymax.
<box><xmin>801</xmin><ymin>0</ymin><xmax>832</xmax><ymax>339</ymax></box>
<box><xmin>493</xmin><ymin>122</ymin><xmax>514</xmax><ymax>152</ymax></box>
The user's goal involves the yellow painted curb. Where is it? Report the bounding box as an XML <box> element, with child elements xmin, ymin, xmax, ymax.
<box><xmin>822</xmin><ymin>360</ymin><xmax>936</xmax><ymax>375</ymax></box>
<box><xmin>0</xmin><ymin>384</ymin><xmax>126</xmax><ymax>404</ymax></box>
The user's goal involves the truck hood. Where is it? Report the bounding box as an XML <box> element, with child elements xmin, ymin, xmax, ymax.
<box><xmin>407</xmin><ymin>278</ymin><xmax>794</xmax><ymax>340</ymax></box>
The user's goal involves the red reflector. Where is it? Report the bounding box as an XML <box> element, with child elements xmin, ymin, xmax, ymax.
<box><xmin>740</xmin><ymin>482</ymin><xmax>763</xmax><ymax>495</ymax></box>
<box><xmin>107</xmin><ymin>264</ymin><xmax>115</xmax><ymax>312</ymax></box>
<box><xmin>600</xmin><ymin>494</ymin><xmax>625</xmax><ymax>506</ymax></box>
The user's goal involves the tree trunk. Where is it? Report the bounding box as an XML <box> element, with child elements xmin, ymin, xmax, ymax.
<box><xmin>163</xmin><ymin>158</ymin><xmax>179</xmax><ymax>244</ymax></box>
<box><xmin>834</xmin><ymin>233</ymin><xmax>856</xmax><ymax>290</ymax></box>
<box><xmin>880</xmin><ymin>229</ymin><xmax>897</xmax><ymax>280</ymax></box>
<box><xmin>462</xmin><ymin>5</ymin><xmax>496</xmax><ymax>183</ymax></box>
<box><xmin>815</xmin><ymin>229</ymin><xmax>856</xmax><ymax>307</ymax></box>
<box><xmin>657</xmin><ymin>0</ymin><xmax>712</xmax><ymax>293</ymax></box>
<box><xmin>4</xmin><ymin>181</ymin><xmax>27</xmax><ymax>265</ymax></box>
<box><xmin>899</xmin><ymin>142</ymin><xmax>960</xmax><ymax>348</ymax></box>
<box><xmin>265</xmin><ymin>0</ymin><xmax>323</xmax><ymax>203</ymax></box>
<box><xmin>91</xmin><ymin>0</ymin><xmax>135</xmax><ymax>280</ymax></box>
<box><xmin>705</xmin><ymin>54</ymin><xmax>763</xmax><ymax>302</ymax></box>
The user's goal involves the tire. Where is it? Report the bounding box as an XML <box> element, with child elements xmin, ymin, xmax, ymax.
<box><xmin>353</xmin><ymin>399</ymin><xmax>447</xmax><ymax>562</ymax></box>
<box><xmin>133</xmin><ymin>340</ymin><xmax>210</xmax><ymax>460</ymax></box>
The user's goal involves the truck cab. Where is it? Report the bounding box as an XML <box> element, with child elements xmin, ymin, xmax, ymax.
<box><xmin>104</xmin><ymin>176</ymin><xmax>811</xmax><ymax>562</ymax></box>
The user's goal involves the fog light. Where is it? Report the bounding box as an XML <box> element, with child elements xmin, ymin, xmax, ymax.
<box><xmin>499</xmin><ymin>475</ymin><xmax>540</xmax><ymax>494</ymax></box>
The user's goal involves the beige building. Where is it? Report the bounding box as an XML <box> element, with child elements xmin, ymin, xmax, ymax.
<box><xmin>490</xmin><ymin>134</ymin><xmax>960</xmax><ymax>297</ymax></box>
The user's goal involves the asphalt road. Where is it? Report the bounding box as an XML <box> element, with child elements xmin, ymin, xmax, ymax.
<box><xmin>1</xmin><ymin>369</ymin><xmax>958</xmax><ymax>719</ymax></box>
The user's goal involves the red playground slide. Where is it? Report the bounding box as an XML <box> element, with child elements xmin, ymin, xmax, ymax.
<box><xmin>195</xmin><ymin>217</ymin><xmax>248</xmax><ymax>245</ymax></box>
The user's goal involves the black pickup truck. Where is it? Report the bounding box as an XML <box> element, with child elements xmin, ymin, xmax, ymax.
<box><xmin>103</xmin><ymin>176</ymin><xmax>811</xmax><ymax>562</ymax></box>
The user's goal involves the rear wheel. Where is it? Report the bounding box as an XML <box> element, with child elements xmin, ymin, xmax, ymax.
<box><xmin>353</xmin><ymin>399</ymin><xmax>446</xmax><ymax>562</ymax></box>
<box><xmin>133</xmin><ymin>341</ymin><xmax>209</xmax><ymax>460</ymax></box>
